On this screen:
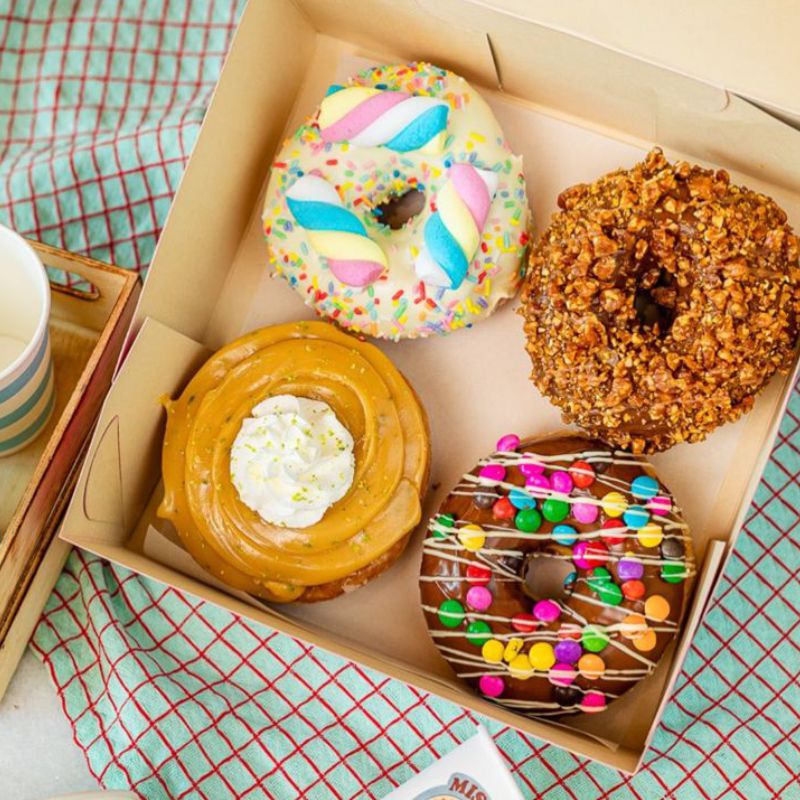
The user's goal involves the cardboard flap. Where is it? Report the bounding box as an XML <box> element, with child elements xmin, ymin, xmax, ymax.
<box><xmin>64</xmin><ymin>318</ymin><xmax>210</xmax><ymax>546</ymax></box>
<box><xmin>463</xmin><ymin>5</ymin><xmax>800</xmax><ymax>190</ymax></box>
<box><xmin>657</xmin><ymin>92</ymin><xmax>800</xmax><ymax>195</ymax></box>
<box><xmin>296</xmin><ymin>0</ymin><xmax>500</xmax><ymax>87</ymax></box>
<box><xmin>468</xmin><ymin>0</ymin><xmax>800</xmax><ymax>120</ymax></box>
<box><xmin>82</xmin><ymin>415</ymin><xmax>125</xmax><ymax>525</ymax></box>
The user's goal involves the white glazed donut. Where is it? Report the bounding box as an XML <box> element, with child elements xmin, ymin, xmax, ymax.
<box><xmin>262</xmin><ymin>62</ymin><xmax>530</xmax><ymax>340</ymax></box>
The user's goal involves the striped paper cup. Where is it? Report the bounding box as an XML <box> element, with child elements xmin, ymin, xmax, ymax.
<box><xmin>0</xmin><ymin>225</ymin><xmax>55</xmax><ymax>457</ymax></box>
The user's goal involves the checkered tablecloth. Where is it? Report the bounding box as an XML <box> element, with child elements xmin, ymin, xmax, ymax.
<box><xmin>3</xmin><ymin>2</ymin><xmax>800</xmax><ymax>799</ymax></box>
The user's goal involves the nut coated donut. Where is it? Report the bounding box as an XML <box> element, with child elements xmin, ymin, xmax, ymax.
<box><xmin>263</xmin><ymin>62</ymin><xmax>529</xmax><ymax>340</ymax></box>
<box><xmin>419</xmin><ymin>433</ymin><xmax>694</xmax><ymax>717</ymax></box>
<box><xmin>521</xmin><ymin>148</ymin><xmax>800</xmax><ymax>453</ymax></box>
<box><xmin>160</xmin><ymin>321</ymin><xmax>430</xmax><ymax>603</ymax></box>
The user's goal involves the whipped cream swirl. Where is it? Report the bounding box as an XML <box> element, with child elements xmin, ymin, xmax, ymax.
<box><xmin>230</xmin><ymin>395</ymin><xmax>355</xmax><ymax>528</ymax></box>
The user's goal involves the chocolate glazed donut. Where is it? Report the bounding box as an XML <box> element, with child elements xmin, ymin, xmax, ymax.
<box><xmin>419</xmin><ymin>433</ymin><xmax>695</xmax><ymax>717</ymax></box>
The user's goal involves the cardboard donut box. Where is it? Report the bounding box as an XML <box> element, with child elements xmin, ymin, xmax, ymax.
<box><xmin>58</xmin><ymin>0</ymin><xmax>800</xmax><ymax>773</ymax></box>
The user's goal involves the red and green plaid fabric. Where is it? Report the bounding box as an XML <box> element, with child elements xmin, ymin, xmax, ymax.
<box><xmin>2</xmin><ymin>2</ymin><xmax>799</xmax><ymax>798</ymax></box>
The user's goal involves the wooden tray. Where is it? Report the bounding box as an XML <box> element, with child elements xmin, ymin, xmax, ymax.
<box><xmin>0</xmin><ymin>241</ymin><xmax>139</xmax><ymax>699</ymax></box>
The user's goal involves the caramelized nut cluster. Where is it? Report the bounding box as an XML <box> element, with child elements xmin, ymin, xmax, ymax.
<box><xmin>520</xmin><ymin>148</ymin><xmax>800</xmax><ymax>453</ymax></box>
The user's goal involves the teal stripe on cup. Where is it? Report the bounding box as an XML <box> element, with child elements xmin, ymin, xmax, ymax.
<box><xmin>0</xmin><ymin>224</ymin><xmax>54</xmax><ymax>457</ymax></box>
<box><xmin>0</xmin><ymin>361</ymin><xmax>54</xmax><ymax>429</ymax></box>
<box><xmin>0</xmin><ymin>389</ymin><xmax>56</xmax><ymax>454</ymax></box>
<box><xmin>0</xmin><ymin>333</ymin><xmax>49</xmax><ymax>404</ymax></box>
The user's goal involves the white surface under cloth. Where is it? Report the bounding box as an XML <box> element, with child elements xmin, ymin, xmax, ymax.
<box><xmin>0</xmin><ymin>649</ymin><xmax>98</xmax><ymax>799</ymax></box>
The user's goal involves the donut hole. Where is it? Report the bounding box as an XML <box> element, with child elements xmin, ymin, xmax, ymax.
<box><xmin>634</xmin><ymin>264</ymin><xmax>678</xmax><ymax>334</ymax></box>
<box><xmin>521</xmin><ymin>551</ymin><xmax>576</xmax><ymax>603</ymax></box>
<box><xmin>373</xmin><ymin>188</ymin><xmax>425</xmax><ymax>230</ymax></box>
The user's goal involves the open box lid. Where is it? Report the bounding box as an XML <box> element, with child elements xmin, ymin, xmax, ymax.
<box><xmin>130</xmin><ymin>0</ymin><xmax>800</xmax><ymax>346</ymax></box>
<box><xmin>479</xmin><ymin>0</ymin><xmax>800</xmax><ymax>123</ymax></box>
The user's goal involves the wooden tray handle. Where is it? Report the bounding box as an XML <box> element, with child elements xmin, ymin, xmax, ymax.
<box><xmin>28</xmin><ymin>239</ymin><xmax>138</xmax><ymax>308</ymax></box>
<box><xmin>48</xmin><ymin>272</ymin><xmax>101</xmax><ymax>302</ymax></box>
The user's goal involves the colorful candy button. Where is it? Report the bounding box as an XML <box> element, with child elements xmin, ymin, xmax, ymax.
<box><xmin>578</xmin><ymin>653</ymin><xmax>605</xmax><ymax>679</ymax></box>
<box><xmin>631</xmin><ymin>474</ymin><xmax>659</xmax><ymax>500</ymax></box>
<box><xmin>648</xmin><ymin>495</ymin><xmax>672</xmax><ymax>516</ymax></box>
<box><xmin>466</xmin><ymin>585</ymin><xmax>493</xmax><ymax>612</ymax></box>
<box><xmin>644</xmin><ymin>594</ymin><xmax>670</xmax><ymax>622</ymax></box>
<box><xmin>503</xmin><ymin>637</ymin><xmax>524</xmax><ymax>662</ymax></box>
<box><xmin>492</xmin><ymin>496</ymin><xmax>515</xmax><ymax>520</ymax></box>
<box><xmin>549</xmin><ymin>662</ymin><xmax>577</xmax><ymax>686</ymax></box>
<box><xmin>661</xmin><ymin>562</ymin><xmax>686</xmax><ymax>584</ymax></box>
<box><xmin>542</xmin><ymin>497</ymin><xmax>569</xmax><ymax>523</ymax></box>
<box><xmin>466</xmin><ymin>620</ymin><xmax>492</xmax><ymax>646</ymax></box>
<box><xmin>433</xmin><ymin>513</ymin><xmax>456</xmax><ymax>538</ymax></box>
<box><xmin>438</xmin><ymin>599</ymin><xmax>465</xmax><ymax>628</ymax></box>
<box><xmin>529</xmin><ymin>642</ymin><xmax>556</xmax><ymax>671</ymax></box>
<box><xmin>661</xmin><ymin>537</ymin><xmax>686</xmax><ymax>560</ymax></box>
<box><xmin>550</xmin><ymin>470</ymin><xmax>574</xmax><ymax>494</ymax></box>
<box><xmin>554</xmin><ymin>684</ymin><xmax>584</xmax><ymax>708</ymax></box>
<box><xmin>508</xmin><ymin>653</ymin><xmax>534</xmax><ymax>679</ymax></box>
<box><xmin>519</xmin><ymin>460</ymin><xmax>545</xmax><ymax>477</ymax></box>
<box><xmin>466</xmin><ymin>563</ymin><xmax>491</xmax><ymax>586</ymax></box>
<box><xmin>496</xmin><ymin>433</ymin><xmax>520</xmax><ymax>452</ymax></box>
<box><xmin>570</xmin><ymin>460</ymin><xmax>595</xmax><ymax>489</ymax></box>
<box><xmin>617</xmin><ymin>555</ymin><xmax>644</xmax><ymax>581</ymax></box>
<box><xmin>598</xmin><ymin>584</ymin><xmax>623</xmax><ymax>606</ymax></box>
<box><xmin>601</xmin><ymin>518</ymin><xmax>626</xmax><ymax>546</ymax></box>
<box><xmin>589</xmin><ymin>571</ymin><xmax>623</xmax><ymax>606</ymax></box>
<box><xmin>473</xmin><ymin>492</ymin><xmax>496</xmax><ymax>509</ymax></box>
<box><xmin>587</xmin><ymin>567</ymin><xmax>611</xmax><ymax>593</ymax></box>
<box><xmin>581</xmin><ymin>625</ymin><xmax>609</xmax><ymax>652</ymax></box>
<box><xmin>533</xmin><ymin>599</ymin><xmax>561</xmax><ymax>623</ymax></box>
<box><xmin>554</xmin><ymin>639</ymin><xmax>582</xmax><ymax>664</ymax></box>
<box><xmin>637</xmin><ymin>522</ymin><xmax>663</xmax><ymax>548</ymax></box>
<box><xmin>479</xmin><ymin>463</ymin><xmax>506</xmax><ymax>483</ymax></box>
<box><xmin>573</xmin><ymin>541</ymin><xmax>609</xmax><ymax>569</ymax></box>
<box><xmin>509</xmin><ymin>487</ymin><xmax>537</xmax><ymax>509</ymax></box>
<box><xmin>601</xmin><ymin>491</ymin><xmax>628</xmax><ymax>517</ymax></box>
<box><xmin>620</xmin><ymin>614</ymin><xmax>647</xmax><ymax>640</ymax></box>
<box><xmin>458</xmin><ymin>524</ymin><xmax>485</xmax><ymax>552</ymax></box>
<box><xmin>552</xmin><ymin>524</ymin><xmax>579</xmax><ymax>546</ymax></box>
<box><xmin>621</xmin><ymin>579</ymin><xmax>646</xmax><ymax>601</ymax></box>
<box><xmin>623</xmin><ymin>504</ymin><xmax>650</xmax><ymax>529</ymax></box>
<box><xmin>481</xmin><ymin>639</ymin><xmax>504</xmax><ymax>664</ymax></box>
<box><xmin>633</xmin><ymin>628</ymin><xmax>657</xmax><ymax>652</ymax></box>
<box><xmin>479</xmin><ymin>674</ymin><xmax>505</xmax><ymax>698</ymax></box>
<box><xmin>525</xmin><ymin>473</ymin><xmax>551</xmax><ymax>493</ymax></box>
<box><xmin>572</xmin><ymin>500</ymin><xmax>599</xmax><ymax>524</ymax></box>
<box><xmin>511</xmin><ymin>613</ymin><xmax>538</xmax><ymax>633</ymax></box>
<box><xmin>515</xmin><ymin>508</ymin><xmax>542</xmax><ymax>533</ymax></box>
<box><xmin>580</xmin><ymin>690</ymin><xmax>607</xmax><ymax>713</ymax></box>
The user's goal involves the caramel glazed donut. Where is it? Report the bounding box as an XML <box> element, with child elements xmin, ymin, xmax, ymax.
<box><xmin>521</xmin><ymin>148</ymin><xmax>800</xmax><ymax>453</ymax></box>
<box><xmin>419</xmin><ymin>433</ymin><xmax>695</xmax><ymax>716</ymax></box>
<box><xmin>160</xmin><ymin>321</ymin><xmax>430</xmax><ymax>603</ymax></box>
